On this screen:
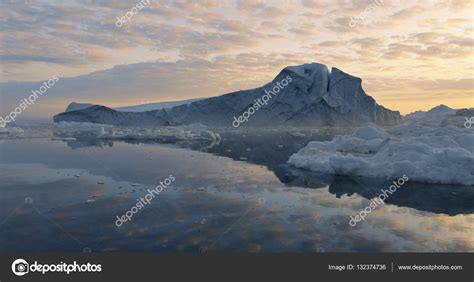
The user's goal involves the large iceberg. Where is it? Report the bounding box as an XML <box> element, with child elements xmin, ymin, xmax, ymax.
<box><xmin>288</xmin><ymin>106</ymin><xmax>474</xmax><ymax>185</ymax></box>
<box><xmin>54</xmin><ymin>63</ymin><xmax>401</xmax><ymax>127</ymax></box>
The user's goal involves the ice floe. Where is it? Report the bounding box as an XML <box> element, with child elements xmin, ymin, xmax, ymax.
<box><xmin>52</xmin><ymin>122</ymin><xmax>221</xmax><ymax>143</ymax></box>
<box><xmin>0</xmin><ymin>121</ymin><xmax>221</xmax><ymax>144</ymax></box>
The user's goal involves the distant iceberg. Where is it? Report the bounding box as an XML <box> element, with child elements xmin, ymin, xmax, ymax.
<box><xmin>288</xmin><ymin>106</ymin><xmax>474</xmax><ymax>185</ymax></box>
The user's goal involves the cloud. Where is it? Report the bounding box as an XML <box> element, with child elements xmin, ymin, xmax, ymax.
<box><xmin>0</xmin><ymin>54</ymin><xmax>302</xmax><ymax>116</ymax></box>
<box><xmin>381</xmin><ymin>32</ymin><xmax>473</xmax><ymax>59</ymax></box>
<box><xmin>390</xmin><ymin>5</ymin><xmax>426</xmax><ymax>21</ymax></box>
<box><xmin>0</xmin><ymin>0</ymin><xmax>472</xmax><ymax>115</ymax></box>
<box><xmin>448</xmin><ymin>0</ymin><xmax>474</xmax><ymax>10</ymax></box>
<box><xmin>413</xmin><ymin>78</ymin><xmax>474</xmax><ymax>91</ymax></box>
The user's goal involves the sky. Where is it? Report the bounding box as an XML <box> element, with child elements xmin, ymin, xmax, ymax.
<box><xmin>0</xmin><ymin>0</ymin><xmax>473</xmax><ymax>117</ymax></box>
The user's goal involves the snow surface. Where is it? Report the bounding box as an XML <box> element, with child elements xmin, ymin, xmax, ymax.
<box><xmin>288</xmin><ymin>106</ymin><xmax>474</xmax><ymax>185</ymax></box>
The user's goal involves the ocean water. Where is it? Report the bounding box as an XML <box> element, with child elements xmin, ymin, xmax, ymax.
<box><xmin>0</xmin><ymin>128</ymin><xmax>473</xmax><ymax>252</ymax></box>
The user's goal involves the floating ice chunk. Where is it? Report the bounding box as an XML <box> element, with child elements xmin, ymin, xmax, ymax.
<box><xmin>0</xmin><ymin>127</ymin><xmax>24</xmax><ymax>138</ymax></box>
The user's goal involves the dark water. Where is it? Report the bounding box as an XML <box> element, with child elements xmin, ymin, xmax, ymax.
<box><xmin>0</xmin><ymin>128</ymin><xmax>473</xmax><ymax>252</ymax></box>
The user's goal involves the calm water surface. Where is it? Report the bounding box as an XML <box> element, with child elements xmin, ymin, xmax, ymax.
<box><xmin>0</xmin><ymin>128</ymin><xmax>472</xmax><ymax>252</ymax></box>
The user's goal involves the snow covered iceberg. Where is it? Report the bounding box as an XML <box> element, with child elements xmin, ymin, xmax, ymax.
<box><xmin>288</xmin><ymin>106</ymin><xmax>474</xmax><ymax>185</ymax></box>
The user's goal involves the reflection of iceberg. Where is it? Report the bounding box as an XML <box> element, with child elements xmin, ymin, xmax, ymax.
<box><xmin>273</xmin><ymin>165</ymin><xmax>474</xmax><ymax>216</ymax></box>
<box><xmin>288</xmin><ymin>107</ymin><xmax>474</xmax><ymax>185</ymax></box>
